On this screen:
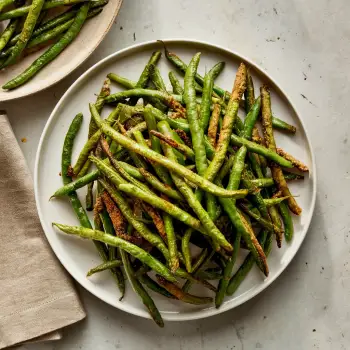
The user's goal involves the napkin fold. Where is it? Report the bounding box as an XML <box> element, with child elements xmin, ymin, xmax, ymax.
<box><xmin>0</xmin><ymin>112</ymin><xmax>86</xmax><ymax>349</ymax></box>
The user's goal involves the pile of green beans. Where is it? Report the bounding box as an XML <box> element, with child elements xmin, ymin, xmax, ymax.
<box><xmin>52</xmin><ymin>48</ymin><xmax>308</xmax><ymax>326</ymax></box>
<box><xmin>0</xmin><ymin>0</ymin><xmax>109</xmax><ymax>90</ymax></box>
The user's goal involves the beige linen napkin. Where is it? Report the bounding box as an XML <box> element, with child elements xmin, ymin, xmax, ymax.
<box><xmin>0</xmin><ymin>112</ymin><xmax>86</xmax><ymax>349</ymax></box>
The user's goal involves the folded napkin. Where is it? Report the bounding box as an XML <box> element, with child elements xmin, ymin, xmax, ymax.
<box><xmin>0</xmin><ymin>112</ymin><xmax>86</xmax><ymax>349</ymax></box>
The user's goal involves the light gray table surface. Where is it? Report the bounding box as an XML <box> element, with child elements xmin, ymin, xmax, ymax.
<box><xmin>2</xmin><ymin>0</ymin><xmax>350</xmax><ymax>349</ymax></box>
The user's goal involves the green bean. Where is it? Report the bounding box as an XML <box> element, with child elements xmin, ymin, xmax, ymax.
<box><xmin>197</xmin><ymin>268</ymin><xmax>222</xmax><ymax>281</ymax></box>
<box><xmin>241</xmin><ymin>97</ymin><xmax>261</xmax><ymax>139</ymax></box>
<box><xmin>215</xmin><ymin>153</ymin><xmax>236</xmax><ymax>183</ymax></box>
<box><xmin>202</xmin><ymin>64</ymin><xmax>247</xmax><ymax>214</ymax></box>
<box><xmin>73</xmin><ymin>106</ymin><xmax>120</xmax><ymax>176</ymax></box>
<box><xmin>163</xmin><ymin>212</ymin><xmax>179</xmax><ymax>273</ymax></box>
<box><xmin>215</xmin><ymin>145</ymin><xmax>246</xmax><ymax>307</ymax></box>
<box><xmin>136</xmin><ymin>51</ymin><xmax>161</xmax><ymax>88</ymax></box>
<box><xmin>207</xmin><ymin>103</ymin><xmax>221</xmax><ymax>148</ymax></box>
<box><xmin>283</xmin><ymin>171</ymin><xmax>304</xmax><ymax>181</ymax></box>
<box><xmin>117</xmin><ymin>183</ymin><xmax>204</xmax><ymax>233</ymax></box>
<box><xmin>0</xmin><ymin>0</ymin><xmax>14</xmax><ymax>12</ymax></box>
<box><xmin>168</xmin><ymin>71</ymin><xmax>183</xmax><ymax>94</ymax></box>
<box><xmin>52</xmin><ymin>170</ymin><xmax>99</xmax><ymax>198</ymax></box>
<box><xmin>249</xmin><ymin>178</ymin><xmax>274</xmax><ymax>188</ymax></box>
<box><xmin>1</xmin><ymin>8</ymin><xmax>103</xmax><ymax>60</ymax></box>
<box><xmin>156</xmin><ymin>276</ymin><xmax>213</xmax><ymax>305</ymax></box>
<box><xmin>98</xmin><ymin>179</ymin><xmax>170</xmax><ymax>256</ymax></box>
<box><xmin>0</xmin><ymin>0</ymin><xmax>88</xmax><ymax>21</ymax></box>
<box><xmin>204</xmin><ymin>63</ymin><xmax>247</xmax><ymax>183</ymax></box>
<box><xmin>239</xmin><ymin>203</ymin><xmax>282</xmax><ymax>234</ymax></box>
<box><xmin>227</xmin><ymin>146</ymin><xmax>247</xmax><ymax>191</ymax></box>
<box><xmin>89</xmin><ymin>77</ymin><xmax>111</xmax><ymax>136</ymax></box>
<box><xmin>91</xmin><ymin>105</ymin><xmax>248</xmax><ymax>198</ymax></box>
<box><xmin>84</xmin><ymin>77</ymin><xmax>111</xmax><ymax>210</ymax></box>
<box><xmin>61</xmin><ymin>113</ymin><xmax>83</xmax><ymax>186</ymax></box>
<box><xmin>104</xmin><ymin>88</ymin><xmax>185</xmax><ymax>115</ymax></box>
<box><xmin>150</xmin><ymin>130</ymin><xmax>195</xmax><ymax>161</ymax></box>
<box><xmin>272</xmin><ymin>116</ymin><xmax>296</xmax><ymax>133</ymax></box>
<box><xmin>117</xmin><ymin>161</ymin><xmax>143</xmax><ymax>180</ymax></box>
<box><xmin>226</xmin><ymin>230</ymin><xmax>269</xmax><ymax>295</ymax></box>
<box><xmin>278</xmin><ymin>201</ymin><xmax>294</xmax><ymax>241</ymax></box>
<box><xmin>101</xmin><ymin>182</ymin><xmax>212</xmax><ymax>291</ymax></box>
<box><xmin>263</xmin><ymin>196</ymin><xmax>290</xmax><ymax>207</ymax></box>
<box><xmin>2</xmin><ymin>2</ymin><xmax>90</xmax><ymax>90</ymax></box>
<box><xmin>216</xmin><ymin>181</ymin><xmax>268</xmax><ymax>276</ymax></box>
<box><xmin>149</xmin><ymin>64</ymin><xmax>167</xmax><ymax>91</ymax></box>
<box><xmin>0</xmin><ymin>19</ymin><xmax>18</xmax><ymax>51</ymax></box>
<box><xmin>93</xmin><ymin>211</ymin><xmax>125</xmax><ymax>297</ymax></box>
<box><xmin>144</xmin><ymin>104</ymin><xmax>173</xmax><ymax>184</ymax></box>
<box><xmin>183</xmin><ymin>53</ymin><xmax>208</xmax><ymax>178</ymax></box>
<box><xmin>138</xmin><ymin>168</ymin><xmax>182</xmax><ymax>201</ymax></box>
<box><xmin>230</xmin><ymin>134</ymin><xmax>293</xmax><ymax>168</ymax></box>
<box><xmin>261</xmin><ymin>85</ymin><xmax>301</xmax><ymax>215</ymax></box>
<box><xmin>87</xmin><ymin>259</ymin><xmax>123</xmax><ymax>277</ymax></box>
<box><xmin>145</xmin><ymin>104</ymin><xmax>190</xmax><ymax>132</ymax></box>
<box><xmin>182</xmin><ymin>228</ymin><xmax>192</xmax><ymax>273</ymax></box>
<box><xmin>61</xmin><ymin>113</ymin><xmax>126</xmax><ymax>294</ymax></box>
<box><xmin>215</xmin><ymin>229</ymin><xmax>241</xmax><ymax>308</ymax></box>
<box><xmin>54</xmin><ymin>223</ymin><xmax>176</xmax><ymax>282</ymax></box>
<box><xmin>158</xmin><ymin>122</ymin><xmax>232</xmax><ymax>252</ymax></box>
<box><xmin>107</xmin><ymin>72</ymin><xmax>136</xmax><ymax>89</ymax></box>
<box><xmin>101</xmin><ymin>137</ymin><xmax>152</xmax><ymax>194</ymax></box>
<box><xmin>120</xmin><ymin>250</ymin><xmax>164</xmax><ymax>327</ymax></box>
<box><xmin>138</xmin><ymin>273</ymin><xmax>175</xmax><ymax>299</ymax></box>
<box><xmin>1</xmin><ymin>0</ymin><xmax>45</xmax><ymax>68</ymax></box>
<box><xmin>182</xmin><ymin>248</ymin><xmax>210</xmax><ymax>293</ymax></box>
<box><xmin>200</xmin><ymin>62</ymin><xmax>225</xmax><ymax>131</ymax></box>
<box><xmin>241</xmin><ymin>170</ymin><xmax>270</xmax><ymax>221</ymax></box>
<box><xmin>276</xmin><ymin>148</ymin><xmax>309</xmax><ymax>172</ymax></box>
<box><xmin>8</xmin><ymin>6</ymin><xmax>79</xmax><ymax>46</ymax></box>
<box><xmin>161</xmin><ymin>42</ymin><xmax>227</xmax><ymax>98</ymax></box>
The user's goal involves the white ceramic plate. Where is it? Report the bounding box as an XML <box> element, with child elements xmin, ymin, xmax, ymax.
<box><xmin>34</xmin><ymin>39</ymin><xmax>316</xmax><ymax>321</ymax></box>
<box><xmin>0</xmin><ymin>0</ymin><xmax>122</xmax><ymax>101</ymax></box>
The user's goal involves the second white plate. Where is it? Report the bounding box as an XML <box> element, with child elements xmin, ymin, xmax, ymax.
<box><xmin>34</xmin><ymin>39</ymin><xmax>316</xmax><ymax>321</ymax></box>
<box><xmin>0</xmin><ymin>0</ymin><xmax>123</xmax><ymax>101</ymax></box>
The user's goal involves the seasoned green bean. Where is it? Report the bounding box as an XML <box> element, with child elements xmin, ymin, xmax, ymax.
<box><xmin>120</xmin><ymin>250</ymin><xmax>164</xmax><ymax>327</ymax></box>
<box><xmin>3</xmin><ymin>2</ymin><xmax>90</xmax><ymax>90</ymax></box>
<box><xmin>200</xmin><ymin>62</ymin><xmax>225</xmax><ymax>131</ymax></box>
<box><xmin>1</xmin><ymin>0</ymin><xmax>45</xmax><ymax>68</ymax></box>
<box><xmin>156</xmin><ymin>276</ymin><xmax>213</xmax><ymax>305</ymax></box>
<box><xmin>261</xmin><ymin>85</ymin><xmax>301</xmax><ymax>215</ymax></box>
<box><xmin>54</xmin><ymin>223</ymin><xmax>176</xmax><ymax>282</ymax></box>
<box><xmin>91</xmin><ymin>105</ymin><xmax>248</xmax><ymax>198</ymax></box>
<box><xmin>87</xmin><ymin>259</ymin><xmax>123</xmax><ymax>277</ymax></box>
<box><xmin>168</xmin><ymin>71</ymin><xmax>183</xmax><ymax>94</ymax></box>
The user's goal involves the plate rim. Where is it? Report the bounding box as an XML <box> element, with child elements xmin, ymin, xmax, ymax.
<box><xmin>34</xmin><ymin>38</ymin><xmax>317</xmax><ymax>321</ymax></box>
<box><xmin>0</xmin><ymin>0</ymin><xmax>123</xmax><ymax>102</ymax></box>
